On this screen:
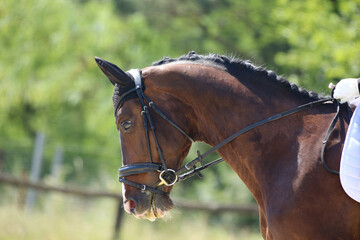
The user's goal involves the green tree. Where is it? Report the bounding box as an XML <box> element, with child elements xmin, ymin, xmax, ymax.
<box><xmin>0</xmin><ymin>0</ymin><xmax>138</xmax><ymax>180</ymax></box>
<box><xmin>273</xmin><ymin>0</ymin><xmax>360</xmax><ymax>91</ymax></box>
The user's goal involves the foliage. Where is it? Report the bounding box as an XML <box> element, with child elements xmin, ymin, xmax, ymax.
<box><xmin>0</xmin><ymin>0</ymin><xmax>124</xmax><ymax>179</ymax></box>
<box><xmin>273</xmin><ymin>0</ymin><xmax>360</xmax><ymax>91</ymax></box>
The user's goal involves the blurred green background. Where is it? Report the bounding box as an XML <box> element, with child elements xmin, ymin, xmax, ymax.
<box><xmin>0</xmin><ymin>0</ymin><xmax>359</xmax><ymax>239</ymax></box>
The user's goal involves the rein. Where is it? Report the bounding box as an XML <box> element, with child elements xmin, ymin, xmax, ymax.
<box><xmin>118</xmin><ymin>69</ymin><xmax>341</xmax><ymax>196</ymax></box>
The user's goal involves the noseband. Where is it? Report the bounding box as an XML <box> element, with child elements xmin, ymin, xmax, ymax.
<box><xmin>117</xmin><ymin>69</ymin><xmax>341</xmax><ymax>196</ymax></box>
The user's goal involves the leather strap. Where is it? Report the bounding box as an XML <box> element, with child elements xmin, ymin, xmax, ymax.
<box><xmin>118</xmin><ymin>163</ymin><xmax>162</xmax><ymax>178</ymax></box>
<box><xmin>119</xmin><ymin>178</ymin><xmax>168</xmax><ymax>196</ymax></box>
<box><xmin>321</xmin><ymin>100</ymin><xmax>340</xmax><ymax>175</ymax></box>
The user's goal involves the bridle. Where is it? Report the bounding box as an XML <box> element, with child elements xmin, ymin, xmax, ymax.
<box><xmin>117</xmin><ymin>69</ymin><xmax>196</xmax><ymax>195</ymax></box>
<box><xmin>117</xmin><ymin>69</ymin><xmax>342</xmax><ymax>196</ymax></box>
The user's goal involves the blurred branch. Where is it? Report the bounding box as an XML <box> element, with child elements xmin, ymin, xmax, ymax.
<box><xmin>0</xmin><ymin>173</ymin><xmax>259</xmax><ymax>214</ymax></box>
<box><xmin>329</xmin><ymin>0</ymin><xmax>341</xmax><ymax>16</ymax></box>
<box><xmin>0</xmin><ymin>173</ymin><xmax>122</xmax><ymax>199</ymax></box>
<box><xmin>174</xmin><ymin>199</ymin><xmax>258</xmax><ymax>214</ymax></box>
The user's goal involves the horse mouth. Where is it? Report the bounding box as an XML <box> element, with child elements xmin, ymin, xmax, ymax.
<box><xmin>133</xmin><ymin>194</ymin><xmax>173</xmax><ymax>221</ymax></box>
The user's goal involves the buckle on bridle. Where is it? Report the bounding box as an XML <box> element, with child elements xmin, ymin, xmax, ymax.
<box><xmin>159</xmin><ymin>169</ymin><xmax>178</xmax><ymax>186</ymax></box>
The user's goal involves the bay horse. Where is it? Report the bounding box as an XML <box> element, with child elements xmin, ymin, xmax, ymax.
<box><xmin>95</xmin><ymin>52</ymin><xmax>360</xmax><ymax>240</ymax></box>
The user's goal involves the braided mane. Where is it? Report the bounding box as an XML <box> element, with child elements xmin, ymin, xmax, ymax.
<box><xmin>152</xmin><ymin>51</ymin><xmax>324</xmax><ymax>100</ymax></box>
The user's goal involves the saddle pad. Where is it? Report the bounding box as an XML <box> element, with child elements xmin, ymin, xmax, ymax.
<box><xmin>340</xmin><ymin>106</ymin><xmax>360</xmax><ymax>203</ymax></box>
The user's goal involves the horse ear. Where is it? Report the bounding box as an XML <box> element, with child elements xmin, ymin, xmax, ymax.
<box><xmin>95</xmin><ymin>57</ymin><xmax>131</xmax><ymax>86</ymax></box>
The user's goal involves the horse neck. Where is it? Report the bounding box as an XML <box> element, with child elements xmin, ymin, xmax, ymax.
<box><xmin>148</xmin><ymin>63</ymin><xmax>314</xmax><ymax>142</ymax></box>
<box><xmin>149</xmin><ymin>63</ymin><xmax>325</xmax><ymax>206</ymax></box>
<box><xmin>173</xmin><ymin>65</ymin><xmax>311</xmax><ymax>144</ymax></box>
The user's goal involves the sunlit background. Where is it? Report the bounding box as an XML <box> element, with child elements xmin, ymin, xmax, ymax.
<box><xmin>1</xmin><ymin>0</ymin><xmax>359</xmax><ymax>239</ymax></box>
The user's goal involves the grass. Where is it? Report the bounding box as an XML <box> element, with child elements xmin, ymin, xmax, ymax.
<box><xmin>0</xmin><ymin>192</ymin><xmax>262</xmax><ymax>240</ymax></box>
<box><xmin>120</xmin><ymin>216</ymin><xmax>262</xmax><ymax>240</ymax></box>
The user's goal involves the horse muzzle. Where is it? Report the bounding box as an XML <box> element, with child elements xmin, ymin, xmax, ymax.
<box><xmin>123</xmin><ymin>192</ymin><xmax>173</xmax><ymax>221</ymax></box>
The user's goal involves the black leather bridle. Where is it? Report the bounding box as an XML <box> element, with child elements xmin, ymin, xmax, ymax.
<box><xmin>117</xmin><ymin>69</ymin><xmax>196</xmax><ymax>195</ymax></box>
<box><xmin>117</xmin><ymin>69</ymin><xmax>341</xmax><ymax>196</ymax></box>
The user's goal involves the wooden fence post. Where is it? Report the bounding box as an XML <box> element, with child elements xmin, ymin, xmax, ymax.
<box><xmin>50</xmin><ymin>146</ymin><xmax>63</xmax><ymax>181</ymax></box>
<box><xmin>25</xmin><ymin>132</ymin><xmax>45</xmax><ymax>210</ymax></box>
<box><xmin>113</xmin><ymin>200</ymin><xmax>124</xmax><ymax>240</ymax></box>
<box><xmin>0</xmin><ymin>149</ymin><xmax>4</xmax><ymax>172</ymax></box>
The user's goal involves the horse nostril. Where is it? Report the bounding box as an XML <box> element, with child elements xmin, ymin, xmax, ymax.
<box><xmin>129</xmin><ymin>199</ymin><xmax>136</xmax><ymax>214</ymax></box>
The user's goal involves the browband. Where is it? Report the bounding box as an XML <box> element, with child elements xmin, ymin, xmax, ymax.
<box><xmin>113</xmin><ymin>69</ymin><xmax>145</xmax><ymax>116</ymax></box>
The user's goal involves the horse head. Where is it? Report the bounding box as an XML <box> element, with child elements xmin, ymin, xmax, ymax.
<box><xmin>95</xmin><ymin>57</ymin><xmax>193</xmax><ymax>221</ymax></box>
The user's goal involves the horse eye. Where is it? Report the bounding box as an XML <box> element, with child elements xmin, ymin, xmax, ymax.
<box><xmin>121</xmin><ymin>120</ymin><xmax>133</xmax><ymax>131</ymax></box>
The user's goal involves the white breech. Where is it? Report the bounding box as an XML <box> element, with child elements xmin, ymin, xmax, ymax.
<box><xmin>340</xmin><ymin>105</ymin><xmax>360</xmax><ymax>203</ymax></box>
